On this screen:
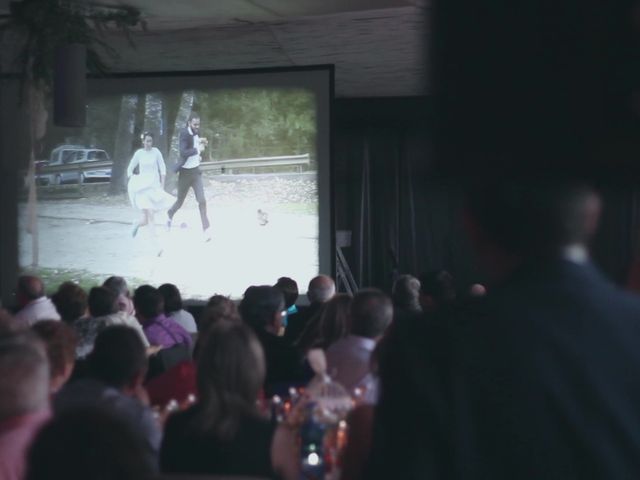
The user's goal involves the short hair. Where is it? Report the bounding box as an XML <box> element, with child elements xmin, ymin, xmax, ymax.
<box><xmin>307</xmin><ymin>275</ymin><xmax>336</xmax><ymax>304</ymax></box>
<box><xmin>88</xmin><ymin>286</ymin><xmax>118</xmax><ymax>317</ymax></box>
<box><xmin>319</xmin><ymin>293</ymin><xmax>352</xmax><ymax>341</ymax></box>
<box><xmin>188</xmin><ymin>113</ymin><xmax>200</xmax><ymax>122</ymax></box>
<box><xmin>274</xmin><ymin>277</ymin><xmax>299</xmax><ymax>308</ymax></box>
<box><xmin>0</xmin><ymin>331</ymin><xmax>49</xmax><ymax>420</ymax></box>
<box><xmin>419</xmin><ymin>270</ymin><xmax>456</xmax><ymax>304</ymax></box>
<box><xmin>392</xmin><ymin>275</ymin><xmax>422</xmax><ymax>311</ymax></box>
<box><xmin>25</xmin><ymin>408</ymin><xmax>153</xmax><ymax>480</ymax></box>
<box><xmin>31</xmin><ymin>321</ymin><xmax>77</xmax><ymax>380</ymax></box>
<box><xmin>132</xmin><ymin>285</ymin><xmax>163</xmax><ymax>320</ymax></box>
<box><xmin>140</xmin><ymin>131</ymin><xmax>154</xmax><ymax>140</ymax></box>
<box><xmin>102</xmin><ymin>276</ymin><xmax>129</xmax><ymax>297</ymax></box>
<box><xmin>350</xmin><ymin>289</ymin><xmax>393</xmax><ymax>339</ymax></box>
<box><xmin>465</xmin><ymin>181</ymin><xmax>600</xmax><ymax>255</ymax></box>
<box><xmin>200</xmin><ymin>295</ymin><xmax>240</xmax><ymax>333</ymax></box>
<box><xmin>51</xmin><ymin>282</ymin><xmax>88</xmax><ymax>323</ymax></box>
<box><xmin>17</xmin><ymin>276</ymin><xmax>44</xmax><ymax>301</ymax></box>
<box><xmin>158</xmin><ymin>283</ymin><xmax>183</xmax><ymax>314</ymax></box>
<box><xmin>89</xmin><ymin>326</ymin><xmax>147</xmax><ymax>389</ymax></box>
<box><xmin>239</xmin><ymin>286</ymin><xmax>284</xmax><ymax>331</ymax></box>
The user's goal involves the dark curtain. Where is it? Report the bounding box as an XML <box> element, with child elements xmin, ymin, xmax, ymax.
<box><xmin>333</xmin><ymin>98</ymin><xmax>481</xmax><ymax>293</ymax></box>
<box><xmin>332</xmin><ymin>98</ymin><xmax>639</xmax><ymax>294</ymax></box>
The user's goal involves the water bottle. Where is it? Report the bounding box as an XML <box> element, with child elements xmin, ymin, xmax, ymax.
<box><xmin>299</xmin><ymin>403</ymin><xmax>326</xmax><ymax>480</ymax></box>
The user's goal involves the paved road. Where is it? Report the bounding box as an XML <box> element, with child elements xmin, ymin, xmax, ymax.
<box><xmin>18</xmin><ymin>198</ymin><xmax>319</xmax><ymax>299</ymax></box>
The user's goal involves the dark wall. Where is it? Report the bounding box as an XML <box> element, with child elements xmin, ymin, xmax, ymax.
<box><xmin>332</xmin><ymin>96</ymin><xmax>639</xmax><ymax>292</ymax></box>
<box><xmin>333</xmin><ymin>97</ymin><xmax>483</xmax><ymax>293</ymax></box>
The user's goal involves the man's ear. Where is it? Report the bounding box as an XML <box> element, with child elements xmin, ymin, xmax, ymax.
<box><xmin>583</xmin><ymin>191</ymin><xmax>602</xmax><ymax>239</ymax></box>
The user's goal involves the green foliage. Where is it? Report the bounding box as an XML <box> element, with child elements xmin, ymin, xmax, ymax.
<box><xmin>196</xmin><ymin>88</ymin><xmax>317</xmax><ymax>164</ymax></box>
<box><xmin>39</xmin><ymin>87</ymin><xmax>318</xmax><ymax>171</ymax></box>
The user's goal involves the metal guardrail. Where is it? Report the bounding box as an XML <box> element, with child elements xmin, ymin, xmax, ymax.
<box><xmin>200</xmin><ymin>153</ymin><xmax>311</xmax><ymax>174</ymax></box>
<box><xmin>30</xmin><ymin>153</ymin><xmax>311</xmax><ymax>182</ymax></box>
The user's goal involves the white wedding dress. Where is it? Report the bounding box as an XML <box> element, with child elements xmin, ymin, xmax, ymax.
<box><xmin>126</xmin><ymin>147</ymin><xmax>175</xmax><ymax>210</ymax></box>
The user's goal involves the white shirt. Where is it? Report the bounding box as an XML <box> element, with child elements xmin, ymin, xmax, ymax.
<box><xmin>93</xmin><ymin>311</ymin><xmax>150</xmax><ymax>347</ymax></box>
<box><xmin>182</xmin><ymin>128</ymin><xmax>201</xmax><ymax>169</ymax></box>
<box><xmin>326</xmin><ymin>335</ymin><xmax>378</xmax><ymax>397</ymax></box>
<box><xmin>167</xmin><ymin>309</ymin><xmax>198</xmax><ymax>334</ymax></box>
<box><xmin>14</xmin><ymin>297</ymin><xmax>60</xmax><ymax>327</ymax></box>
<box><xmin>562</xmin><ymin>244</ymin><xmax>589</xmax><ymax>264</ymax></box>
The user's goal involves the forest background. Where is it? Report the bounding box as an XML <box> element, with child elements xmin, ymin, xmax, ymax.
<box><xmin>35</xmin><ymin>87</ymin><xmax>317</xmax><ymax>193</ymax></box>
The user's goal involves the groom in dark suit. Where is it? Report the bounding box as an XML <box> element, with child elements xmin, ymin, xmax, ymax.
<box><xmin>167</xmin><ymin>113</ymin><xmax>211</xmax><ymax>241</ymax></box>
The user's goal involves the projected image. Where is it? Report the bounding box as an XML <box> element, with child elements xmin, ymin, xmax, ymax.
<box><xmin>18</xmin><ymin>85</ymin><xmax>320</xmax><ymax>299</ymax></box>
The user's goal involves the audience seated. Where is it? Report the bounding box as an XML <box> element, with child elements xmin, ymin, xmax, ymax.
<box><xmin>25</xmin><ymin>408</ymin><xmax>154</xmax><ymax>480</ymax></box>
<box><xmin>88</xmin><ymin>286</ymin><xmax>149</xmax><ymax>347</ymax></box>
<box><xmin>133</xmin><ymin>285</ymin><xmax>192</xmax><ymax>349</ymax></box>
<box><xmin>368</xmin><ymin>182</ymin><xmax>640</xmax><ymax>479</ymax></box>
<box><xmin>102</xmin><ymin>275</ymin><xmax>135</xmax><ymax>316</ymax></box>
<box><xmin>240</xmin><ymin>285</ymin><xmax>306</xmax><ymax>387</ymax></box>
<box><xmin>51</xmin><ymin>282</ymin><xmax>100</xmax><ymax>359</ymax></box>
<box><xmin>274</xmin><ymin>276</ymin><xmax>300</xmax><ymax>322</ymax></box>
<box><xmin>325</xmin><ymin>289</ymin><xmax>392</xmax><ymax>398</ymax></box>
<box><xmin>13</xmin><ymin>275</ymin><xmax>60</xmax><ymax>327</ymax></box>
<box><xmin>391</xmin><ymin>274</ymin><xmax>422</xmax><ymax>320</ymax></box>
<box><xmin>200</xmin><ymin>294</ymin><xmax>241</xmax><ymax>332</ymax></box>
<box><xmin>418</xmin><ymin>269</ymin><xmax>456</xmax><ymax>313</ymax></box>
<box><xmin>54</xmin><ymin>325</ymin><xmax>161</xmax><ymax>471</ymax></box>
<box><xmin>296</xmin><ymin>293</ymin><xmax>352</xmax><ymax>352</ymax></box>
<box><xmin>31</xmin><ymin>321</ymin><xmax>78</xmax><ymax>394</ymax></box>
<box><xmin>160</xmin><ymin>322</ymin><xmax>298</xmax><ymax>480</ymax></box>
<box><xmin>0</xmin><ymin>331</ymin><xmax>51</xmax><ymax>480</ymax></box>
<box><xmin>284</xmin><ymin>274</ymin><xmax>335</xmax><ymax>343</ymax></box>
<box><xmin>158</xmin><ymin>283</ymin><xmax>197</xmax><ymax>335</ymax></box>
<box><xmin>194</xmin><ymin>294</ymin><xmax>241</xmax><ymax>359</ymax></box>
<box><xmin>51</xmin><ymin>282</ymin><xmax>87</xmax><ymax>324</ymax></box>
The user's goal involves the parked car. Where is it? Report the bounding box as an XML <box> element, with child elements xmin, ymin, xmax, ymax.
<box><xmin>41</xmin><ymin>145</ymin><xmax>112</xmax><ymax>185</ymax></box>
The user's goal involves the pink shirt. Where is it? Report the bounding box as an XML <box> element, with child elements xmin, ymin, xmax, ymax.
<box><xmin>0</xmin><ymin>410</ymin><xmax>50</xmax><ymax>480</ymax></box>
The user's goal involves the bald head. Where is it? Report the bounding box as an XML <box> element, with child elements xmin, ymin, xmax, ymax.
<box><xmin>0</xmin><ymin>332</ymin><xmax>49</xmax><ymax>420</ymax></box>
<box><xmin>307</xmin><ymin>275</ymin><xmax>336</xmax><ymax>304</ymax></box>
<box><xmin>17</xmin><ymin>276</ymin><xmax>45</xmax><ymax>307</ymax></box>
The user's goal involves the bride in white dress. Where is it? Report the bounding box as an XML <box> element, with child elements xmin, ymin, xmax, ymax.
<box><xmin>127</xmin><ymin>132</ymin><xmax>175</xmax><ymax>237</ymax></box>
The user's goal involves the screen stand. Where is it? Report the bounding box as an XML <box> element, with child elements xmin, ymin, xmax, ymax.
<box><xmin>336</xmin><ymin>230</ymin><xmax>357</xmax><ymax>294</ymax></box>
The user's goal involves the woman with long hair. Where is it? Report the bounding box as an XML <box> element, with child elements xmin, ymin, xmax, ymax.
<box><xmin>126</xmin><ymin>132</ymin><xmax>175</xmax><ymax>239</ymax></box>
<box><xmin>160</xmin><ymin>322</ymin><xmax>297</xmax><ymax>479</ymax></box>
<box><xmin>296</xmin><ymin>293</ymin><xmax>352</xmax><ymax>353</ymax></box>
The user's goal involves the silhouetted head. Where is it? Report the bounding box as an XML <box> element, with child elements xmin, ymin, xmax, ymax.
<box><xmin>51</xmin><ymin>282</ymin><xmax>88</xmax><ymax>323</ymax></box>
<box><xmin>307</xmin><ymin>275</ymin><xmax>336</xmax><ymax>304</ymax></box>
<box><xmin>350</xmin><ymin>289</ymin><xmax>393</xmax><ymax>340</ymax></box>
<box><xmin>16</xmin><ymin>276</ymin><xmax>45</xmax><ymax>308</ymax></box>
<box><xmin>239</xmin><ymin>285</ymin><xmax>285</xmax><ymax>335</ymax></box>
<box><xmin>274</xmin><ymin>277</ymin><xmax>299</xmax><ymax>308</ymax></box>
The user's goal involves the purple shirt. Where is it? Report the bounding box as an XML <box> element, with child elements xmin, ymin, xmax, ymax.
<box><xmin>142</xmin><ymin>315</ymin><xmax>192</xmax><ymax>349</ymax></box>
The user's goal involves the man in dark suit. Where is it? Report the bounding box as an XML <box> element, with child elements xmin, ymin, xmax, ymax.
<box><xmin>167</xmin><ymin>113</ymin><xmax>211</xmax><ymax>242</ymax></box>
<box><xmin>370</xmin><ymin>182</ymin><xmax>640</xmax><ymax>479</ymax></box>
